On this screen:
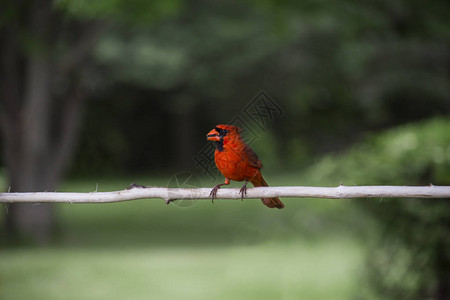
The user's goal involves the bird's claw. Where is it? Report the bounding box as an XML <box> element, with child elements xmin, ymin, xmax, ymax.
<box><xmin>239</xmin><ymin>187</ymin><xmax>246</xmax><ymax>201</ymax></box>
<box><xmin>239</xmin><ymin>181</ymin><xmax>248</xmax><ymax>201</ymax></box>
<box><xmin>209</xmin><ymin>182</ymin><xmax>229</xmax><ymax>204</ymax></box>
<box><xmin>209</xmin><ymin>186</ymin><xmax>220</xmax><ymax>203</ymax></box>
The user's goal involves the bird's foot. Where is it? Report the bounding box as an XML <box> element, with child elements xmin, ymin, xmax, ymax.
<box><xmin>239</xmin><ymin>181</ymin><xmax>248</xmax><ymax>201</ymax></box>
<box><xmin>210</xmin><ymin>184</ymin><xmax>227</xmax><ymax>203</ymax></box>
<box><xmin>209</xmin><ymin>186</ymin><xmax>220</xmax><ymax>203</ymax></box>
<box><xmin>209</xmin><ymin>180</ymin><xmax>230</xmax><ymax>204</ymax></box>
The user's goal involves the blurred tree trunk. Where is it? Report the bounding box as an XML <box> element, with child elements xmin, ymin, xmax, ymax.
<box><xmin>0</xmin><ymin>0</ymin><xmax>95</xmax><ymax>243</ymax></box>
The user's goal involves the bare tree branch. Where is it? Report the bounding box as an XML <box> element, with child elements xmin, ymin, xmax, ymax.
<box><xmin>1</xmin><ymin>185</ymin><xmax>449</xmax><ymax>204</ymax></box>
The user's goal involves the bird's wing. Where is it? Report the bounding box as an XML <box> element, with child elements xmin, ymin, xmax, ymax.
<box><xmin>243</xmin><ymin>143</ymin><xmax>263</xmax><ymax>169</ymax></box>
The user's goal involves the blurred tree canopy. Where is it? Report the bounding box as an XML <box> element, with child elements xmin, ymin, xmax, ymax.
<box><xmin>64</xmin><ymin>0</ymin><xmax>450</xmax><ymax>175</ymax></box>
<box><xmin>2</xmin><ymin>0</ymin><xmax>449</xmax><ymax>176</ymax></box>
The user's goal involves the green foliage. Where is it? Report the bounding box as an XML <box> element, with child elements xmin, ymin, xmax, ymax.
<box><xmin>70</xmin><ymin>0</ymin><xmax>450</xmax><ymax>174</ymax></box>
<box><xmin>307</xmin><ymin>118</ymin><xmax>450</xmax><ymax>185</ymax></box>
<box><xmin>303</xmin><ymin>118</ymin><xmax>450</xmax><ymax>299</ymax></box>
<box><xmin>57</xmin><ymin>0</ymin><xmax>183</xmax><ymax>23</ymax></box>
<box><xmin>4</xmin><ymin>0</ymin><xmax>450</xmax><ymax>176</ymax></box>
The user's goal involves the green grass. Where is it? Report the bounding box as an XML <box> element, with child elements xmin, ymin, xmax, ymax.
<box><xmin>0</xmin><ymin>174</ymin><xmax>367</xmax><ymax>300</ymax></box>
<box><xmin>0</xmin><ymin>240</ymin><xmax>362</xmax><ymax>300</ymax></box>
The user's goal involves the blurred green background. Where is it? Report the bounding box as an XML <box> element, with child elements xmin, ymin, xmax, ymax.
<box><xmin>1</xmin><ymin>0</ymin><xmax>450</xmax><ymax>299</ymax></box>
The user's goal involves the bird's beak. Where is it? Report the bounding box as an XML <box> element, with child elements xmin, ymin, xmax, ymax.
<box><xmin>206</xmin><ymin>128</ymin><xmax>220</xmax><ymax>141</ymax></box>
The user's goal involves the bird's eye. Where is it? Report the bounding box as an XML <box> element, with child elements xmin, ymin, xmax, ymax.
<box><xmin>214</xmin><ymin>127</ymin><xmax>228</xmax><ymax>137</ymax></box>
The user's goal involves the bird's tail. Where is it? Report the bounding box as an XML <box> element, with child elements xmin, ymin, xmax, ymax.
<box><xmin>251</xmin><ymin>175</ymin><xmax>284</xmax><ymax>209</ymax></box>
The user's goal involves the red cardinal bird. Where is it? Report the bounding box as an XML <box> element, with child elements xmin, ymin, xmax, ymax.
<box><xmin>206</xmin><ymin>124</ymin><xmax>284</xmax><ymax>209</ymax></box>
